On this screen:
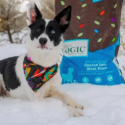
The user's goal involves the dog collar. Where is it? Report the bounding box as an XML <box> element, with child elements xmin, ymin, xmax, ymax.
<box><xmin>23</xmin><ymin>55</ymin><xmax>58</xmax><ymax>93</ymax></box>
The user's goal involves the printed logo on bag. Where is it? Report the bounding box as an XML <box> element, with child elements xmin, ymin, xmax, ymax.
<box><xmin>63</xmin><ymin>39</ymin><xmax>89</xmax><ymax>57</ymax></box>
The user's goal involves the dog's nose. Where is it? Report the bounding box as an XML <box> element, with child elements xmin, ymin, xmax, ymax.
<box><xmin>39</xmin><ymin>38</ymin><xmax>47</xmax><ymax>45</ymax></box>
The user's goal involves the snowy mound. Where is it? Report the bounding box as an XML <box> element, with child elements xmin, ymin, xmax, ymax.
<box><xmin>0</xmin><ymin>44</ymin><xmax>125</xmax><ymax>125</ymax></box>
<box><xmin>0</xmin><ymin>84</ymin><xmax>125</xmax><ymax>125</ymax></box>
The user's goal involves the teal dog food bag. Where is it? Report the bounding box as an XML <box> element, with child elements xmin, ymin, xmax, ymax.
<box><xmin>55</xmin><ymin>0</ymin><xmax>124</xmax><ymax>85</ymax></box>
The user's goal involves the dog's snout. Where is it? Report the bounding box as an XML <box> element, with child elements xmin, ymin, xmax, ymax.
<box><xmin>39</xmin><ymin>38</ymin><xmax>47</xmax><ymax>45</ymax></box>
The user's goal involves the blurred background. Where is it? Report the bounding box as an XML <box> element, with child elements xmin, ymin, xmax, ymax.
<box><xmin>0</xmin><ymin>0</ymin><xmax>125</xmax><ymax>44</ymax></box>
<box><xmin>0</xmin><ymin>0</ymin><xmax>55</xmax><ymax>44</ymax></box>
<box><xmin>0</xmin><ymin>0</ymin><xmax>125</xmax><ymax>78</ymax></box>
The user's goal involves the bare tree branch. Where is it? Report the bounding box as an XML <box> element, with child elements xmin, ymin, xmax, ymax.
<box><xmin>0</xmin><ymin>0</ymin><xmax>27</xmax><ymax>44</ymax></box>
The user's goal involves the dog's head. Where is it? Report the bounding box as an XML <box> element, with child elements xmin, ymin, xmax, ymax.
<box><xmin>26</xmin><ymin>2</ymin><xmax>72</xmax><ymax>67</ymax></box>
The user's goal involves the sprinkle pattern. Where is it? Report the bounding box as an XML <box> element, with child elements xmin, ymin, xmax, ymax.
<box><xmin>100</xmin><ymin>10</ymin><xmax>105</xmax><ymax>16</ymax></box>
<box><xmin>94</xmin><ymin>21</ymin><xmax>100</xmax><ymax>25</ymax></box>
<box><xmin>77</xmin><ymin>16</ymin><xmax>81</xmax><ymax>19</ymax></box>
<box><xmin>112</xmin><ymin>38</ymin><xmax>116</xmax><ymax>42</ymax></box>
<box><xmin>114</xmin><ymin>4</ymin><xmax>117</xmax><ymax>9</ymax></box>
<box><xmin>61</xmin><ymin>1</ymin><xmax>65</xmax><ymax>5</ymax></box>
<box><xmin>60</xmin><ymin>0</ymin><xmax>118</xmax><ymax>44</ymax></box>
<box><xmin>111</xmin><ymin>24</ymin><xmax>115</xmax><ymax>28</ymax></box>
<box><xmin>79</xmin><ymin>24</ymin><xmax>85</xmax><ymax>28</ymax></box>
<box><xmin>82</xmin><ymin>4</ymin><xmax>87</xmax><ymax>7</ymax></box>
<box><xmin>94</xmin><ymin>29</ymin><xmax>99</xmax><ymax>33</ymax></box>
<box><xmin>98</xmin><ymin>38</ymin><xmax>102</xmax><ymax>43</ymax></box>
<box><xmin>78</xmin><ymin>33</ymin><xmax>83</xmax><ymax>37</ymax></box>
<box><xmin>111</xmin><ymin>17</ymin><xmax>116</xmax><ymax>22</ymax></box>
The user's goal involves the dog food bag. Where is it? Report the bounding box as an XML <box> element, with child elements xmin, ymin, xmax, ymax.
<box><xmin>55</xmin><ymin>0</ymin><xmax>125</xmax><ymax>85</ymax></box>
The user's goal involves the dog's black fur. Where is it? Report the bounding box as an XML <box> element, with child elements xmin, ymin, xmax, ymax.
<box><xmin>0</xmin><ymin>57</ymin><xmax>20</xmax><ymax>91</ymax></box>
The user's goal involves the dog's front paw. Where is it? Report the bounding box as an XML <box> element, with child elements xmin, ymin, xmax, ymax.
<box><xmin>67</xmin><ymin>100</ymin><xmax>84</xmax><ymax>110</ymax></box>
<box><xmin>68</xmin><ymin>106</ymin><xmax>83</xmax><ymax>117</ymax></box>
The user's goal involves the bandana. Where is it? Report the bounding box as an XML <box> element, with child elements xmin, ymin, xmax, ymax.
<box><xmin>23</xmin><ymin>56</ymin><xmax>58</xmax><ymax>93</ymax></box>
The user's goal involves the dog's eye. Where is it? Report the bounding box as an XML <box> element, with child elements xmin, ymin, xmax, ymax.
<box><xmin>51</xmin><ymin>30</ymin><xmax>55</xmax><ymax>34</ymax></box>
<box><xmin>36</xmin><ymin>28</ymin><xmax>41</xmax><ymax>33</ymax></box>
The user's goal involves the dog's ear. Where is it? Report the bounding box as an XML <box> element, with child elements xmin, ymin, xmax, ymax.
<box><xmin>26</xmin><ymin>2</ymin><xmax>42</xmax><ymax>26</ymax></box>
<box><xmin>54</xmin><ymin>6</ymin><xmax>72</xmax><ymax>33</ymax></box>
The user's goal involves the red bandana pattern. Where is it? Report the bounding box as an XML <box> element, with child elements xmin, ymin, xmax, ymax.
<box><xmin>23</xmin><ymin>56</ymin><xmax>58</xmax><ymax>93</ymax></box>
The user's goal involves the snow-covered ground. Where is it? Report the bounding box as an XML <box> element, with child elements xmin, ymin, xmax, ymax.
<box><xmin>0</xmin><ymin>40</ymin><xmax>125</xmax><ymax>125</ymax></box>
<box><xmin>0</xmin><ymin>28</ymin><xmax>28</xmax><ymax>46</ymax></box>
<box><xmin>0</xmin><ymin>84</ymin><xmax>125</xmax><ymax>125</ymax></box>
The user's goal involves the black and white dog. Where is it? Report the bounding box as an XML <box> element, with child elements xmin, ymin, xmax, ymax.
<box><xmin>0</xmin><ymin>2</ymin><xmax>83</xmax><ymax>117</ymax></box>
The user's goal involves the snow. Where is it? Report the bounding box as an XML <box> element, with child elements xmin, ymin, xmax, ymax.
<box><xmin>20</xmin><ymin>1</ymin><xmax>29</xmax><ymax>13</ymax></box>
<box><xmin>118</xmin><ymin>27</ymin><xmax>125</xmax><ymax>80</ymax></box>
<box><xmin>0</xmin><ymin>43</ymin><xmax>125</xmax><ymax>125</ymax></box>
<box><xmin>0</xmin><ymin>44</ymin><xmax>26</xmax><ymax>60</ymax></box>
<box><xmin>14</xmin><ymin>14</ymin><xmax>23</xmax><ymax>18</ymax></box>
<box><xmin>0</xmin><ymin>83</ymin><xmax>125</xmax><ymax>125</ymax></box>
<box><xmin>0</xmin><ymin>28</ymin><xmax>28</xmax><ymax>45</ymax></box>
<box><xmin>20</xmin><ymin>0</ymin><xmax>42</xmax><ymax>13</ymax></box>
